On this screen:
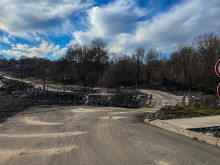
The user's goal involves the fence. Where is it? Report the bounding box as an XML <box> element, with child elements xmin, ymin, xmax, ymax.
<box><xmin>45</xmin><ymin>85</ymin><xmax>93</xmax><ymax>94</ymax></box>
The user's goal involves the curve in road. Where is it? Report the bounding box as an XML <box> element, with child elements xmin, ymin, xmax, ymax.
<box><xmin>0</xmin><ymin>90</ymin><xmax>219</xmax><ymax>165</ymax></box>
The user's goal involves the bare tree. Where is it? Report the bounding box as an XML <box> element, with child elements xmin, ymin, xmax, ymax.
<box><xmin>132</xmin><ymin>47</ymin><xmax>145</xmax><ymax>88</ymax></box>
<box><xmin>145</xmin><ymin>48</ymin><xmax>159</xmax><ymax>84</ymax></box>
<box><xmin>194</xmin><ymin>33</ymin><xmax>220</xmax><ymax>91</ymax></box>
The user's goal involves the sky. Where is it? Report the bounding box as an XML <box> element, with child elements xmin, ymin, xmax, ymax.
<box><xmin>0</xmin><ymin>0</ymin><xmax>220</xmax><ymax>60</ymax></box>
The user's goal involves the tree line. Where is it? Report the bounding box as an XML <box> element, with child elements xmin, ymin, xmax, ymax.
<box><xmin>1</xmin><ymin>33</ymin><xmax>220</xmax><ymax>94</ymax></box>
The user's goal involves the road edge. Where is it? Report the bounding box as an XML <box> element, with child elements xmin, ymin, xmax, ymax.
<box><xmin>144</xmin><ymin>118</ymin><xmax>220</xmax><ymax>148</ymax></box>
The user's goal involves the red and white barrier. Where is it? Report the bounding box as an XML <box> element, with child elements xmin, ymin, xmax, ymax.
<box><xmin>85</xmin><ymin>94</ymin><xmax>89</xmax><ymax>105</ymax></box>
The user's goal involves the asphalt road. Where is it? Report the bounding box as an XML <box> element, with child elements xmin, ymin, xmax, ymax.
<box><xmin>0</xmin><ymin>90</ymin><xmax>220</xmax><ymax>165</ymax></box>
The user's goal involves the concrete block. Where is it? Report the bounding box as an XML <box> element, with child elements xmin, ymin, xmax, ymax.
<box><xmin>201</xmin><ymin>134</ymin><xmax>218</xmax><ymax>146</ymax></box>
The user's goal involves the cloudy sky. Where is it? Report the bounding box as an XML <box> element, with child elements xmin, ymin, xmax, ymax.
<box><xmin>0</xmin><ymin>0</ymin><xmax>220</xmax><ymax>59</ymax></box>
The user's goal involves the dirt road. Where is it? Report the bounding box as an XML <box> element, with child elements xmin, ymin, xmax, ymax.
<box><xmin>0</xmin><ymin>90</ymin><xmax>219</xmax><ymax>165</ymax></box>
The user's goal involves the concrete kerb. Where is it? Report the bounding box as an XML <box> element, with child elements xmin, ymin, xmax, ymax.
<box><xmin>217</xmin><ymin>139</ymin><xmax>220</xmax><ymax>147</ymax></box>
<box><xmin>144</xmin><ymin>118</ymin><xmax>220</xmax><ymax>148</ymax></box>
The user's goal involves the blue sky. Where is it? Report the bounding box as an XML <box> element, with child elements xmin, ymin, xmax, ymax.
<box><xmin>0</xmin><ymin>0</ymin><xmax>220</xmax><ymax>60</ymax></box>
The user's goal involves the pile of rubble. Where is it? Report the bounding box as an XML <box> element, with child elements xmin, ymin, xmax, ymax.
<box><xmin>0</xmin><ymin>74</ymin><xmax>151</xmax><ymax>123</ymax></box>
<box><xmin>89</xmin><ymin>90</ymin><xmax>149</xmax><ymax>108</ymax></box>
<box><xmin>0</xmin><ymin>76</ymin><xmax>46</xmax><ymax>123</ymax></box>
<box><xmin>109</xmin><ymin>93</ymin><xmax>148</xmax><ymax>108</ymax></box>
<box><xmin>0</xmin><ymin>76</ymin><xmax>33</xmax><ymax>95</ymax></box>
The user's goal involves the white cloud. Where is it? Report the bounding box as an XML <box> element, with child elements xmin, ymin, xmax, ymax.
<box><xmin>133</xmin><ymin>0</ymin><xmax>220</xmax><ymax>51</ymax></box>
<box><xmin>0</xmin><ymin>0</ymin><xmax>92</xmax><ymax>40</ymax></box>
<box><xmin>52</xmin><ymin>47</ymin><xmax>67</xmax><ymax>58</ymax></box>
<box><xmin>116</xmin><ymin>0</ymin><xmax>220</xmax><ymax>52</ymax></box>
<box><xmin>73</xmin><ymin>0</ymin><xmax>148</xmax><ymax>44</ymax></box>
<box><xmin>0</xmin><ymin>35</ymin><xmax>11</xmax><ymax>44</ymax></box>
<box><xmin>0</xmin><ymin>41</ymin><xmax>65</xmax><ymax>58</ymax></box>
<box><xmin>1</xmin><ymin>0</ymin><xmax>220</xmax><ymax>58</ymax></box>
<box><xmin>73</xmin><ymin>0</ymin><xmax>220</xmax><ymax>53</ymax></box>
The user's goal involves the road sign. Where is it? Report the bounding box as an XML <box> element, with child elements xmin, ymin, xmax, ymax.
<box><xmin>215</xmin><ymin>59</ymin><xmax>220</xmax><ymax>77</ymax></box>
<box><xmin>85</xmin><ymin>94</ymin><xmax>89</xmax><ymax>105</ymax></box>
<box><xmin>217</xmin><ymin>84</ymin><xmax>220</xmax><ymax>97</ymax></box>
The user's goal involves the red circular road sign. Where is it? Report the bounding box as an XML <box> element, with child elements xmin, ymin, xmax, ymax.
<box><xmin>218</xmin><ymin>84</ymin><xmax>220</xmax><ymax>97</ymax></box>
<box><xmin>215</xmin><ymin>59</ymin><xmax>220</xmax><ymax>77</ymax></box>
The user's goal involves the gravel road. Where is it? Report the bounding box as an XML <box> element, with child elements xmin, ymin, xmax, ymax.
<box><xmin>0</xmin><ymin>90</ymin><xmax>219</xmax><ymax>165</ymax></box>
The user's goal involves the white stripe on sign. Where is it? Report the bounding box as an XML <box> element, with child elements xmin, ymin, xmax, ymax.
<box><xmin>85</xmin><ymin>94</ymin><xmax>89</xmax><ymax>105</ymax></box>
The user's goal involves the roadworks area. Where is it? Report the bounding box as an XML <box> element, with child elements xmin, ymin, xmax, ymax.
<box><xmin>0</xmin><ymin>75</ymin><xmax>150</xmax><ymax>124</ymax></box>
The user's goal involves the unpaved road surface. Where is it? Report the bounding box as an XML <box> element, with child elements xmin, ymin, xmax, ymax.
<box><xmin>0</xmin><ymin>90</ymin><xmax>220</xmax><ymax>165</ymax></box>
<box><xmin>139</xmin><ymin>89</ymin><xmax>183</xmax><ymax>111</ymax></box>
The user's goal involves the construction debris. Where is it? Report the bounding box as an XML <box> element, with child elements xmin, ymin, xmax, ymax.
<box><xmin>0</xmin><ymin>75</ymin><xmax>150</xmax><ymax>123</ymax></box>
<box><xmin>88</xmin><ymin>90</ymin><xmax>149</xmax><ymax>108</ymax></box>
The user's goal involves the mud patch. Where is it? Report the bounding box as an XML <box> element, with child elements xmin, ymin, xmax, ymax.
<box><xmin>155</xmin><ymin>160</ymin><xmax>173</xmax><ymax>165</ymax></box>
<box><xmin>23</xmin><ymin>117</ymin><xmax>63</xmax><ymax>125</ymax></box>
<box><xmin>109</xmin><ymin>112</ymin><xmax>126</xmax><ymax>115</ymax></box>
<box><xmin>99</xmin><ymin>116</ymin><xmax>127</xmax><ymax>120</ymax></box>
<box><xmin>0</xmin><ymin>131</ymin><xmax>87</xmax><ymax>138</ymax></box>
<box><xmin>0</xmin><ymin>145</ymin><xmax>78</xmax><ymax>163</ymax></box>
